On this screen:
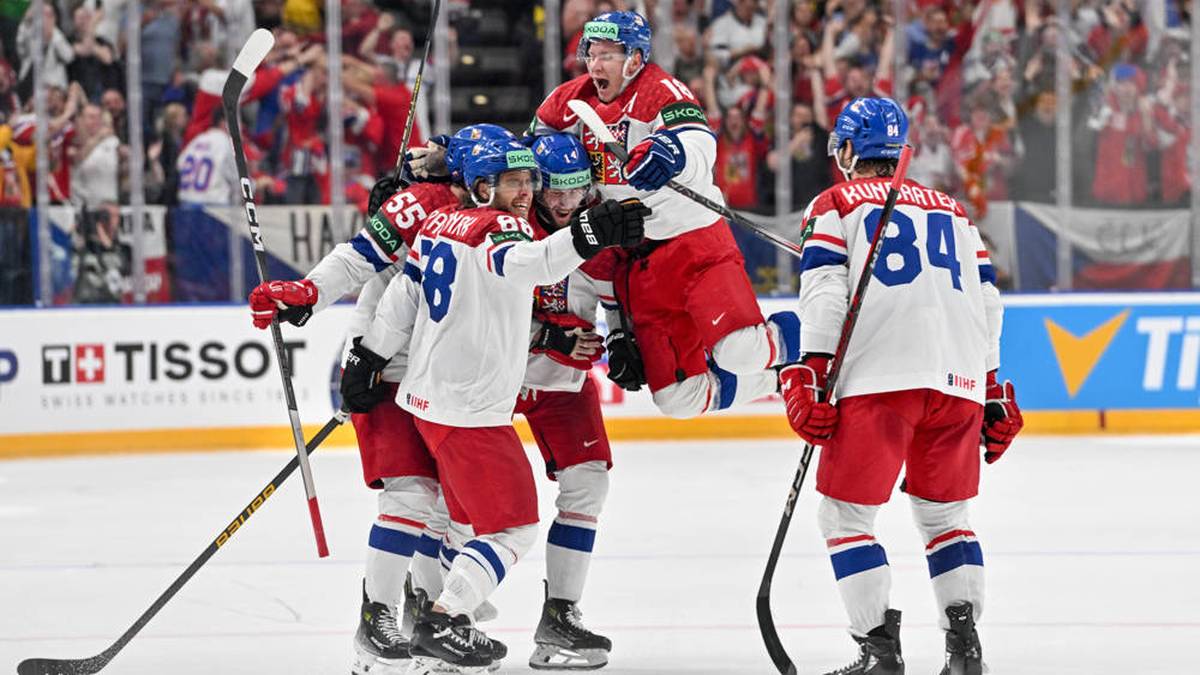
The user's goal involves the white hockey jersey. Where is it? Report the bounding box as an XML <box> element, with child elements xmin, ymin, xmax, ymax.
<box><xmin>524</xmin><ymin>211</ymin><xmax>623</xmax><ymax>393</ymax></box>
<box><xmin>533</xmin><ymin>63</ymin><xmax>723</xmax><ymax>241</ymax></box>
<box><xmin>176</xmin><ymin>128</ymin><xmax>240</xmax><ymax>205</ymax></box>
<box><xmin>363</xmin><ymin>206</ymin><xmax>587</xmax><ymax>427</ymax></box>
<box><xmin>798</xmin><ymin>178</ymin><xmax>1003</xmax><ymax>404</ymax></box>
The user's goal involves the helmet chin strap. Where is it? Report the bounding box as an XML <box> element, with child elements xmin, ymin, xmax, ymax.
<box><xmin>617</xmin><ymin>54</ymin><xmax>644</xmax><ymax>96</ymax></box>
<box><xmin>471</xmin><ymin>180</ymin><xmax>496</xmax><ymax>207</ymax></box>
<box><xmin>834</xmin><ymin>145</ymin><xmax>859</xmax><ymax>181</ymax></box>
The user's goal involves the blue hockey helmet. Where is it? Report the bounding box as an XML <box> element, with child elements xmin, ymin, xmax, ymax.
<box><xmin>827</xmin><ymin>97</ymin><xmax>908</xmax><ymax>165</ymax></box>
<box><xmin>531</xmin><ymin>133</ymin><xmax>593</xmax><ymax>193</ymax></box>
<box><xmin>463</xmin><ymin>139</ymin><xmax>541</xmax><ymax>206</ymax></box>
<box><xmin>445</xmin><ymin>123</ymin><xmax>517</xmax><ymax>182</ymax></box>
<box><xmin>577</xmin><ymin>11</ymin><xmax>653</xmax><ymax>63</ymax></box>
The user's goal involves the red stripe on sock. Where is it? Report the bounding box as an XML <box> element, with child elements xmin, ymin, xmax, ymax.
<box><xmin>379</xmin><ymin>514</ymin><xmax>426</xmax><ymax>530</ymax></box>
<box><xmin>926</xmin><ymin>529</ymin><xmax>975</xmax><ymax>551</ymax></box>
<box><xmin>826</xmin><ymin>534</ymin><xmax>875</xmax><ymax>548</ymax></box>
<box><xmin>558</xmin><ymin>510</ymin><xmax>598</xmax><ymax>523</ymax></box>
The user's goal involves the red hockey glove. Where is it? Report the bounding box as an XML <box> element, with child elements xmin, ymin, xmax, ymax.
<box><xmin>981</xmin><ymin>370</ymin><xmax>1023</xmax><ymax>463</ymax></box>
<box><xmin>779</xmin><ymin>354</ymin><xmax>839</xmax><ymax>444</ymax></box>
<box><xmin>532</xmin><ymin>311</ymin><xmax>604</xmax><ymax>370</ymax></box>
<box><xmin>248</xmin><ymin>279</ymin><xmax>318</xmax><ymax>329</ymax></box>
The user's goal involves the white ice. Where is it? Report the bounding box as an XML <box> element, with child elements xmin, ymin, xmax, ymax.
<box><xmin>2</xmin><ymin>435</ymin><xmax>1199</xmax><ymax>674</ymax></box>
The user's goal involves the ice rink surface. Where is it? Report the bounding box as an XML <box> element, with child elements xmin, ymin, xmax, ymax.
<box><xmin>3</xmin><ymin>435</ymin><xmax>1199</xmax><ymax>674</ymax></box>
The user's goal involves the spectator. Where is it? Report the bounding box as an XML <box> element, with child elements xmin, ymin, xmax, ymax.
<box><xmin>951</xmin><ymin>93</ymin><xmax>1013</xmax><ymax>218</ymax></box>
<box><xmin>820</xmin><ymin>12</ymin><xmax>894</xmax><ymax>125</ymax></box>
<box><xmin>141</xmin><ymin>0</ymin><xmax>182</xmax><ymax>141</ymax></box>
<box><xmin>790</xmin><ymin>32</ymin><xmax>818</xmax><ymax>105</ymax></box>
<box><xmin>16</xmin><ymin>3</ymin><xmax>74</xmax><ymax>92</ymax></box>
<box><xmin>907</xmin><ymin>3</ymin><xmax>955</xmax><ymax>70</ymax></box>
<box><xmin>1086</xmin><ymin>1</ymin><xmax>1148</xmax><ymax>67</ymax></box>
<box><xmin>1011</xmin><ymin>89</ymin><xmax>1057</xmax><ymax>202</ymax></box>
<box><xmin>100</xmin><ymin>87</ymin><xmax>127</xmax><ymax>143</ymax></box>
<box><xmin>148</xmin><ymin>101</ymin><xmax>187</xmax><ymax>204</ymax></box>
<box><xmin>344</xmin><ymin>54</ymin><xmax>420</xmax><ymax>178</ymax></box>
<box><xmin>0</xmin><ymin>54</ymin><xmax>20</xmax><ymax>122</ymax></box>
<box><xmin>673</xmin><ymin>25</ymin><xmax>705</xmax><ymax>86</ymax></box>
<box><xmin>68</xmin><ymin>5</ymin><xmax>122</xmax><ymax>102</ymax></box>
<box><xmin>176</xmin><ymin>108</ymin><xmax>240</xmax><ymax>205</ymax></box>
<box><xmin>71</xmin><ymin>102</ymin><xmax>120</xmax><ymax>207</ymax></box>
<box><xmin>361</xmin><ymin>17</ymin><xmax>429</xmax><ymax>141</ymax></box>
<box><xmin>1088</xmin><ymin>63</ymin><xmax>1152</xmax><ymax>205</ymax></box>
<box><xmin>342</xmin><ymin>0</ymin><xmax>383</xmax><ymax>57</ymax></box>
<box><xmin>205</xmin><ymin>0</ymin><xmax>257</xmax><ymax>68</ymax></box>
<box><xmin>91</xmin><ymin>0</ymin><xmax>129</xmax><ymax>48</ymax></box>
<box><xmin>704</xmin><ymin>58</ymin><xmax>770</xmax><ymax>211</ymax></box>
<box><xmin>1150</xmin><ymin>57</ymin><xmax>1190</xmax><ymax>205</ymax></box>
<box><xmin>707</xmin><ymin>0</ymin><xmax>767</xmax><ymax>67</ymax></box>
<box><xmin>73</xmin><ymin>202</ymin><xmax>128</xmax><ymax>304</ymax></box>
<box><xmin>279</xmin><ymin>59</ymin><xmax>328</xmax><ymax>203</ymax></box>
<box><xmin>766</xmin><ymin>101</ymin><xmax>831</xmax><ymax>211</ymax></box>
<box><xmin>0</xmin><ymin>119</ymin><xmax>33</xmax><ymax>207</ymax></box>
<box><xmin>562</xmin><ymin>0</ymin><xmax>595</xmax><ymax>80</ymax></box>
<box><xmin>908</xmin><ymin>100</ymin><xmax>956</xmax><ymax>195</ymax></box>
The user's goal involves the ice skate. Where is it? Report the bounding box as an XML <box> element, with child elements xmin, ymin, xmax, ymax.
<box><xmin>529</xmin><ymin>594</ymin><xmax>611</xmax><ymax>670</ymax></box>
<box><xmin>409</xmin><ymin>608</ymin><xmax>505</xmax><ymax>675</ymax></box>
<box><xmin>939</xmin><ymin>602</ymin><xmax>983</xmax><ymax>675</ymax></box>
<box><xmin>352</xmin><ymin>583</ymin><xmax>410</xmax><ymax>675</ymax></box>
<box><xmin>823</xmin><ymin>609</ymin><xmax>903</xmax><ymax>675</ymax></box>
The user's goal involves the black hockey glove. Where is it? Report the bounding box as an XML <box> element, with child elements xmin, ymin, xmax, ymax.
<box><xmin>570</xmin><ymin>198</ymin><xmax>650</xmax><ymax>259</ymax></box>
<box><xmin>340</xmin><ymin>338</ymin><xmax>390</xmax><ymax>413</ymax></box>
<box><xmin>367</xmin><ymin>174</ymin><xmax>402</xmax><ymax>217</ymax></box>
<box><xmin>605</xmin><ymin>329</ymin><xmax>646</xmax><ymax>392</ymax></box>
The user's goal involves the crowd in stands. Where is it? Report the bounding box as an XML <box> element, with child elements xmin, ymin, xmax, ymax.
<box><xmin>0</xmin><ymin>0</ymin><xmax>1192</xmax><ymax>218</ymax></box>
<box><xmin>0</xmin><ymin>0</ymin><xmax>430</xmax><ymax>212</ymax></box>
<box><xmin>561</xmin><ymin>0</ymin><xmax>1193</xmax><ymax>218</ymax></box>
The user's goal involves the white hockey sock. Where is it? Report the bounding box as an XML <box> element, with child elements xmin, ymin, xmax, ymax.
<box><xmin>819</xmin><ymin>497</ymin><xmax>892</xmax><ymax>637</ymax></box>
<box><xmin>411</xmin><ymin>493</ymin><xmax>450</xmax><ymax>598</ymax></box>
<box><xmin>911</xmin><ymin>496</ymin><xmax>985</xmax><ymax>629</ymax></box>
<box><xmin>437</xmin><ymin>524</ymin><xmax>536</xmax><ymax>617</ymax></box>
<box><xmin>365</xmin><ymin>477</ymin><xmax>437</xmax><ymax>607</ymax></box>
<box><xmin>651</xmin><ymin>368</ymin><xmax>778</xmax><ymax>418</ymax></box>
<box><xmin>546</xmin><ymin>461</ymin><xmax>609</xmax><ymax>602</ymax></box>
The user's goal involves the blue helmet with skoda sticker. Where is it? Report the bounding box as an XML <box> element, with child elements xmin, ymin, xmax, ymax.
<box><xmin>531</xmin><ymin>133</ymin><xmax>592</xmax><ymax>193</ymax></box>
<box><xmin>577</xmin><ymin>11</ymin><xmax>653</xmax><ymax>62</ymax></box>
<box><xmin>464</xmin><ymin>139</ymin><xmax>541</xmax><ymax>205</ymax></box>
<box><xmin>445</xmin><ymin>123</ymin><xmax>517</xmax><ymax>182</ymax></box>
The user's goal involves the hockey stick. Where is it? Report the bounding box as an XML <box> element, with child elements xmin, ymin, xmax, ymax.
<box><xmin>15</xmin><ymin>411</ymin><xmax>349</xmax><ymax>675</ymax></box>
<box><xmin>565</xmin><ymin>98</ymin><xmax>804</xmax><ymax>258</ymax></box>
<box><xmin>391</xmin><ymin>0</ymin><xmax>441</xmax><ymax>179</ymax></box>
<box><xmin>223</xmin><ymin>28</ymin><xmax>329</xmax><ymax>558</ymax></box>
<box><xmin>755</xmin><ymin>144</ymin><xmax>914</xmax><ymax>675</ymax></box>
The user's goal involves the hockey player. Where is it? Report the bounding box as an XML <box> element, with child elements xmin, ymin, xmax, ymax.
<box><xmin>517</xmin><ymin>132</ymin><xmax>619</xmax><ymax>670</ymax></box>
<box><xmin>176</xmin><ymin>109</ymin><xmax>241</xmax><ymax>206</ymax></box>
<box><xmin>778</xmin><ymin>97</ymin><xmax>1024</xmax><ymax>675</ymax></box>
<box><xmin>345</xmin><ymin>139</ymin><xmax>648</xmax><ymax>672</ymax></box>
<box><xmin>246</xmin><ymin>123</ymin><xmax>514</xmax><ymax>675</ymax></box>
<box><xmin>530</xmin><ymin>10</ymin><xmax>800</xmax><ymax>418</ymax></box>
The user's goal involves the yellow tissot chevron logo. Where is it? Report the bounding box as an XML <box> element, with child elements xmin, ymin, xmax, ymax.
<box><xmin>1044</xmin><ymin>309</ymin><xmax>1130</xmax><ymax>397</ymax></box>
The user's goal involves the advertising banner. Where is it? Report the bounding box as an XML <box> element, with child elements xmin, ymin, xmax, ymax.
<box><xmin>999</xmin><ymin>293</ymin><xmax>1200</xmax><ymax>410</ymax></box>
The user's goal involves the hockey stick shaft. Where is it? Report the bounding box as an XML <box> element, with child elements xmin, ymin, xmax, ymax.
<box><xmin>391</xmin><ymin>0</ymin><xmax>441</xmax><ymax>178</ymax></box>
<box><xmin>756</xmin><ymin>145</ymin><xmax>914</xmax><ymax>674</ymax></box>
<box><xmin>564</xmin><ymin>99</ymin><xmax>804</xmax><ymax>258</ymax></box>
<box><xmin>223</xmin><ymin>29</ymin><xmax>329</xmax><ymax>558</ymax></box>
<box><xmin>15</xmin><ymin>412</ymin><xmax>349</xmax><ymax>675</ymax></box>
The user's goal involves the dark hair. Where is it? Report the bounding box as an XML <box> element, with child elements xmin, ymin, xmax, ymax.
<box><xmin>856</xmin><ymin>157</ymin><xmax>897</xmax><ymax>177</ymax></box>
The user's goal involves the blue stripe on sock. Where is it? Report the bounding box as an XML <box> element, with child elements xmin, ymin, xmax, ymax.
<box><xmin>416</xmin><ymin>534</ymin><xmax>440</xmax><ymax>558</ymax></box>
<box><xmin>464</xmin><ymin>540</ymin><xmax>506</xmax><ymax>583</ymax></box>
<box><xmin>368</xmin><ymin>524</ymin><xmax>418</xmax><ymax>556</ymax></box>
<box><xmin>708</xmin><ymin>362</ymin><xmax>738</xmax><ymax>410</ymax></box>
<box><xmin>830</xmin><ymin>544</ymin><xmax>889</xmax><ymax>580</ymax></box>
<box><xmin>926</xmin><ymin>541</ymin><xmax>984</xmax><ymax>578</ymax></box>
<box><xmin>439</xmin><ymin>543</ymin><xmax>458</xmax><ymax>563</ymax></box>
<box><xmin>547</xmin><ymin>521</ymin><xmax>597</xmax><ymax>553</ymax></box>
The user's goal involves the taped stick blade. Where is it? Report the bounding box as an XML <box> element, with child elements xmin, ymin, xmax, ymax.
<box><xmin>232</xmin><ymin>29</ymin><xmax>275</xmax><ymax>77</ymax></box>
